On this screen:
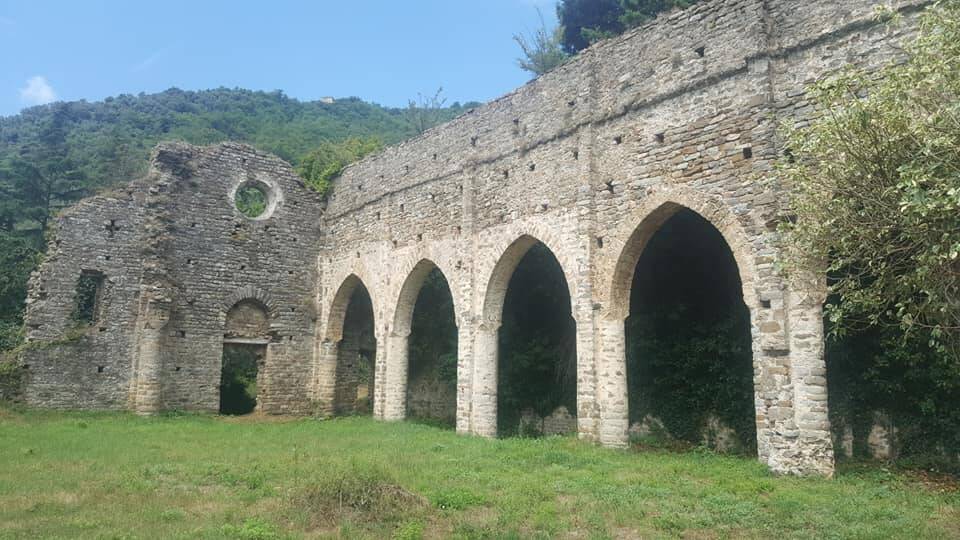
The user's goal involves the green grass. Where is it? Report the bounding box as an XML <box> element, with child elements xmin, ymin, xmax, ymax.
<box><xmin>0</xmin><ymin>406</ymin><xmax>957</xmax><ymax>539</ymax></box>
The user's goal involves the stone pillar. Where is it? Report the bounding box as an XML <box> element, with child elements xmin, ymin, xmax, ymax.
<box><xmin>383</xmin><ymin>331</ymin><xmax>410</xmax><ymax>421</ymax></box>
<box><xmin>372</xmin><ymin>330</ymin><xmax>388</xmax><ymax>420</ymax></box>
<box><xmin>455</xmin><ymin>317</ymin><xmax>473</xmax><ymax>435</ymax></box>
<box><xmin>470</xmin><ymin>322</ymin><xmax>499</xmax><ymax>437</ymax></box>
<box><xmin>313</xmin><ymin>340</ymin><xmax>339</xmax><ymax>416</ymax></box>
<box><xmin>575</xmin><ymin>311</ymin><xmax>600</xmax><ymax>442</ymax></box>
<box><xmin>133</xmin><ymin>302</ymin><xmax>170</xmax><ymax>415</ymax></box>
<box><xmin>784</xmin><ymin>280</ymin><xmax>835</xmax><ymax>476</ymax></box>
<box><xmin>596</xmin><ymin>317</ymin><xmax>629</xmax><ymax>447</ymax></box>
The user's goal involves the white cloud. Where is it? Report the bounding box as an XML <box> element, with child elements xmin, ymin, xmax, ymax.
<box><xmin>19</xmin><ymin>76</ymin><xmax>57</xmax><ymax>106</ymax></box>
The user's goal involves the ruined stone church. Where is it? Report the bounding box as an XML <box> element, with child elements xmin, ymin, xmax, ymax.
<box><xmin>13</xmin><ymin>0</ymin><xmax>929</xmax><ymax>477</ymax></box>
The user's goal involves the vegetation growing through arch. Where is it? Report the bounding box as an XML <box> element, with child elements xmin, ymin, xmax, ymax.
<box><xmin>407</xmin><ymin>268</ymin><xmax>458</xmax><ymax>427</ymax></box>
<box><xmin>779</xmin><ymin>1</ymin><xmax>960</xmax><ymax>465</ymax></box>
<box><xmin>626</xmin><ymin>209</ymin><xmax>755</xmax><ymax>452</ymax></box>
<box><xmin>498</xmin><ymin>243</ymin><xmax>577</xmax><ymax>437</ymax></box>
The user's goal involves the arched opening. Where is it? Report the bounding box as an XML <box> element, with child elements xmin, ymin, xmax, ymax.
<box><xmin>334</xmin><ymin>281</ymin><xmax>377</xmax><ymax>416</ymax></box>
<box><xmin>221</xmin><ymin>299</ymin><xmax>270</xmax><ymax>415</ymax></box>
<box><xmin>401</xmin><ymin>264</ymin><xmax>458</xmax><ymax>427</ymax></box>
<box><xmin>625</xmin><ymin>208</ymin><xmax>756</xmax><ymax>453</ymax></box>
<box><xmin>494</xmin><ymin>240</ymin><xmax>577</xmax><ymax>437</ymax></box>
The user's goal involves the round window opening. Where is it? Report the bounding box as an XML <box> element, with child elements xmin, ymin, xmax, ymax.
<box><xmin>235</xmin><ymin>183</ymin><xmax>269</xmax><ymax>219</ymax></box>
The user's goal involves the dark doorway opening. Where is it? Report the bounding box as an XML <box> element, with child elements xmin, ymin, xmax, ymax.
<box><xmin>626</xmin><ymin>208</ymin><xmax>755</xmax><ymax>453</ymax></box>
<box><xmin>407</xmin><ymin>268</ymin><xmax>458</xmax><ymax>428</ymax></box>
<box><xmin>219</xmin><ymin>343</ymin><xmax>264</xmax><ymax>415</ymax></box>
<box><xmin>335</xmin><ymin>284</ymin><xmax>376</xmax><ymax>415</ymax></box>
<box><xmin>498</xmin><ymin>243</ymin><xmax>577</xmax><ymax>437</ymax></box>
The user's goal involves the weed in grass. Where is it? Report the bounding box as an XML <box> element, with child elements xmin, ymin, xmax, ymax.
<box><xmin>221</xmin><ymin>517</ymin><xmax>284</xmax><ymax>540</ymax></box>
<box><xmin>430</xmin><ymin>487</ymin><xmax>486</xmax><ymax>510</ymax></box>
<box><xmin>287</xmin><ymin>461</ymin><xmax>427</xmax><ymax>529</ymax></box>
<box><xmin>392</xmin><ymin>519</ymin><xmax>425</xmax><ymax>539</ymax></box>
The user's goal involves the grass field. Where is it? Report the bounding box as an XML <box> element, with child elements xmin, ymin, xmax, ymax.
<box><xmin>0</xmin><ymin>406</ymin><xmax>957</xmax><ymax>539</ymax></box>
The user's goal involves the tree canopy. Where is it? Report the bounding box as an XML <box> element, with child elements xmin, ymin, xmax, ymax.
<box><xmin>556</xmin><ymin>0</ymin><xmax>695</xmax><ymax>54</ymax></box>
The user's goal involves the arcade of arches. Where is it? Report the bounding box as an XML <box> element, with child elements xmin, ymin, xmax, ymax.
<box><xmin>318</xmin><ymin>194</ymin><xmax>832</xmax><ymax>477</ymax></box>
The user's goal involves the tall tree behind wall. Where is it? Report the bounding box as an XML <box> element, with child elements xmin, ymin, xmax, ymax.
<box><xmin>557</xmin><ymin>0</ymin><xmax>696</xmax><ymax>54</ymax></box>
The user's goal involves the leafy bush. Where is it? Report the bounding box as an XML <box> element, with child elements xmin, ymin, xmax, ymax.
<box><xmin>0</xmin><ymin>356</ymin><xmax>24</xmax><ymax>401</ymax></box>
<box><xmin>827</xmin><ymin>322</ymin><xmax>960</xmax><ymax>467</ymax></box>
<box><xmin>779</xmin><ymin>2</ymin><xmax>960</xmax><ymax>466</ymax></box>
<box><xmin>780</xmin><ymin>2</ymin><xmax>960</xmax><ymax>356</ymax></box>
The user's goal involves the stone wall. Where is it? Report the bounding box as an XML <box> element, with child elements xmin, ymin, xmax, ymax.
<box><xmin>16</xmin><ymin>0</ymin><xmax>932</xmax><ymax>476</ymax></box>
<box><xmin>20</xmin><ymin>142</ymin><xmax>325</xmax><ymax>414</ymax></box>
<box><xmin>406</xmin><ymin>355</ymin><xmax>456</xmax><ymax>425</ymax></box>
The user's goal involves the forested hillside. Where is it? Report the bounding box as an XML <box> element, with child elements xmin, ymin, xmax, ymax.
<box><xmin>0</xmin><ymin>87</ymin><xmax>478</xmax><ymax>348</ymax></box>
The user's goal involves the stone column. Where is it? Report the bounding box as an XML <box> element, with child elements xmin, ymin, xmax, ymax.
<box><xmin>785</xmin><ymin>279</ymin><xmax>835</xmax><ymax>476</ymax></box>
<box><xmin>313</xmin><ymin>340</ymin><xmax>339</xmax><ymax>416</ymax></box>
<box><xmin>372</xmin><ymin>330</ymin><xmax>388</xmax><ymax>420</ymax></box>
<box><xmin>575</xmin><ymin>311</ymin><xmax>600</xmax><ymax>442</ymax></box>
<box><xmin>470</xmin><ymin>322</ymin><xmax>499</xmax><ymax>437</ymax></box>
<box><xmin>133</xmin><ymin>302</ymin><xmax>169</xmax><ymax>415</ymax></box>
<box><xmin>596</xmin><ymin>316</ymin><xmax>629</xmax><ymax>447</ymax></box>
<box><xmin>455</xmin><ymin>317</ymin><xmax>473</xmax><ymax>435</ymax></box>
<box><xmin>383</xmin><ymin>331</ymin><xmax>410</xmax><ymax>421</ymax></box>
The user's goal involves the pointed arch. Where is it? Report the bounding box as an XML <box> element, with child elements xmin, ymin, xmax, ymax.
<box><xmin>392</xmin><ymin>258</ymin><xmax>459</xmax><ymax>336</ymax></box>
<box><xmin>607</xmin><ymin>188</ymin><xmax>759</xmax><ymax>321</ymax></box>
<box><xmin>325</xmin><ymin>274</ymin><xmax>373</xmax><ymax>343</ymax></box>
<box><xmin>481</xmin><ymin>234</ymin><xmax>576</xmax><ymax>326</ymax></box>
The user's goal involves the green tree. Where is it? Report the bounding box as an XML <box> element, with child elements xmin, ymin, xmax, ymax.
<box><xmin>514</xmin><ymin>9</ymin><xmax>569</xmax><ymax>76</ymax></box>
<box><xmin>780</xmin><ymin>2</ymin><xmax>960</xmax><ymax>356</ymax></box>
<box><xmin>619</xmin><ymin>0</ymin><xmax>692</xmax><ymax>28</ymax></box>
<box><xmin>1</xmin><ymin>104</ymin><xmax>89</xmax><ymax>244</ymax></box>
<box><xmin>557</xmin><ymin>0</ymin><xmax>624</xmax><ymax>54</ymax></box>
<box><xmin>557</xmin><ymin>0</ymin><xmax>695</xmax><ymax>54</ymax></box>
<box><xmin>296</xmin><ymin>137</ymin><xmax>383</xmax><ymax>196</ymax></box>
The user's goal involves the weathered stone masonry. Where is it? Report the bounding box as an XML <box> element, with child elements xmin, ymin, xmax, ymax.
<box><xmin>20</xmin><ymin>143</ymin><xmax>325</xmax><ymax>414</ymax></box>
<box><xmin>14</xmin><ymin>0</ymin><xmax>929</xmax><ymax>476</ymax></box>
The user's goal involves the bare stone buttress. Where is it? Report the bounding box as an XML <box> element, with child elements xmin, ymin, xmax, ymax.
<box><xmin>13</xmin><ymin>0</ymin><xmax>931</xmax><ymax>476</ymax></box>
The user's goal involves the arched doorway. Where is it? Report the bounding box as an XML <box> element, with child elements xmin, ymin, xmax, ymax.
<box><xmin>623</xmin><ymin>207</ymin><xmax>755</xmax><ymax>452</ymax></box>
<box><xmin>331</xmin><ymin>278</ymin><xmax>377</xmax><ymax>416</ymax></box>
<box><xmin>480</xmin><ymin>236</ymin><xmax>577</xmax><ymax>438</ymax></box>
<box><xmin>221</xmin><ymin>299</ymin><xmax>270</xmax><ymax>415</ymax></box>
<box><xmin>392</xmin><ymin>260</ymin><xmax>458</xmax><ymax>427</ymax></box>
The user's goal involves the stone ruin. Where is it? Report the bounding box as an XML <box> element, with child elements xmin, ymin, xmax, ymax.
<box><xmin>9</xmin><ymin>0</ymin><xmax>933</xmax><ymax>476</ymax></box>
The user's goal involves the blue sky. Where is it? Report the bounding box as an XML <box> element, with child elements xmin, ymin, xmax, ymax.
<box><xmin>0</xmin><ymin>0</ymin><xmax>558</xmax><ymax>117</ymax></box>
